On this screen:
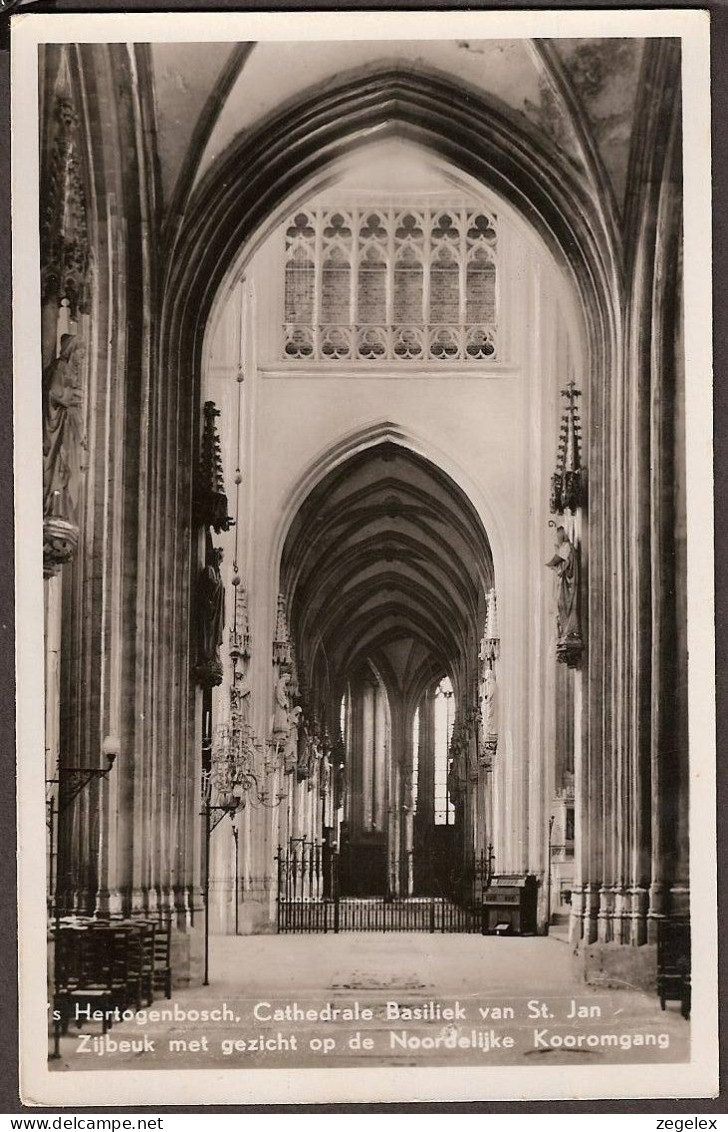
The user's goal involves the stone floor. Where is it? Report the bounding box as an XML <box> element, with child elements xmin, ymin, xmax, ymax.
<box><xmin>50</xmin><ymin>932</ymin><xmax>689</xmax><ymax>1072</ymax></box>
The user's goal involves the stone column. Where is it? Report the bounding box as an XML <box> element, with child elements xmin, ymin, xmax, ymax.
<box><xmin>648</xmin><ymin>91</ymin><xmax>685</xmax><ymax>939</ymax></box>
<box><xmin>413</xmin><ymin>688</ymin><xmax>435</xmax><ymax>894</ymax></box>
<box><xmin>388</xmin><ymin>761</ymin><xmax>401</xmax><ymax>897</ymax></box>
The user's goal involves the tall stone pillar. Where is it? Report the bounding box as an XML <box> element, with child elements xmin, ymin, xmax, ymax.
<box><xmin>647</xmin><ymin>84</ymin><xmax>686</xmax><ymax>940</ymax></box>
<box><xmin>44</xmin><ymin>575</ymin><xmax>62</xmax><ymax>911</ymax></box>
<box><xmin>40</xmin><ymin>49</ymin><xmax>95</xmax><ymax>917</ymax></box>
<box><xmin>412</xmin><ymin>688</ymin><xmax>435</xmax><ymax>894</ymax></box>
<box><xmin>575</xmin><ymin>40</ymin><xmax>686</xmax><ymax>986</ymax></box>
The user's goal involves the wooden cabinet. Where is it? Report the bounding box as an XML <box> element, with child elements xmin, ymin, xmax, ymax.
<box><xmin>657</xmin><ymin>918</ymin><xmax>691</xmax><ymax>1019</ymax></box>
<box><xmin>483</xmin><ymin>874</ymin><xmax>539</xmax><ymax>935</ymax></box>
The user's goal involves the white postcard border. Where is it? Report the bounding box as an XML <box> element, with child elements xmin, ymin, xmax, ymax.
<box><xmin>12</xmin><ymin>8</ymin><xmax>717</xmax><ymax>1106</ymax></box>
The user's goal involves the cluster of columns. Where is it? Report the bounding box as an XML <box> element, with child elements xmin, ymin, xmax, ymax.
<box><xmin>41</xmin><ymin>45</ymin><xmax>206</xmax><ymax>984</ymax></box>
<box><xmin>569</xmin><ymin>40</ymin><xmax>688</xmax><ymax>970</ymax></box>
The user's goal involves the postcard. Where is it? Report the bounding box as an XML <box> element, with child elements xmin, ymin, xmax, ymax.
<box><xmin>12</xmin><ymin>7</ymin><xmax>717</xmax><ymax>1106</ymax></box>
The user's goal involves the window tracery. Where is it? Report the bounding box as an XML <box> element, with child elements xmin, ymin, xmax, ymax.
<box><xmin>283</xmin><ymin>205</ymin><xmax>498</xmax><ymax>362</ymax></box>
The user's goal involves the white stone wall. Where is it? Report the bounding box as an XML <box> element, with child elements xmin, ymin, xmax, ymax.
<box><xmin>202</xmin><ymin>146</ymin><xmax>585</xmax><ymax>929</ymax></box>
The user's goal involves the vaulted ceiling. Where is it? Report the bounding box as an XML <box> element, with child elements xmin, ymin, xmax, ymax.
<box><xmin>280</xmin><ymin>443</ymin><xmax>493</xmax><ymax>709</ymax></box>
<box><xmin>147</xmin><ymin>37</ymin><xmax>646</xmax><ymax>230</ymax></box>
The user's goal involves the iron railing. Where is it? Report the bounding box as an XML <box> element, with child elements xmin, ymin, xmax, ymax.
<box><xmin>276</xmin><ymin>841</ymin><xmax>485</xmax><ymax>934</ymax></box>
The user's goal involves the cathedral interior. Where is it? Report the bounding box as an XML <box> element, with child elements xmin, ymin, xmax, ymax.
<box><xmin>40</xmin><ymin>35</ymin><xmax>688</xmax><ymax>998</ymax></box>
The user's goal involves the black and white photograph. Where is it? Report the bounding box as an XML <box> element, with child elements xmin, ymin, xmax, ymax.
<box><xmin>12</xmin><ymin>9</ymin><xmax>717</xmax><ymax>1106</ymax></box>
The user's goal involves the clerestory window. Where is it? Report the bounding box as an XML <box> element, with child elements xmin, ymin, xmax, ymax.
<box><xmin>283</xmin><ymin>206</ymin><xmax>497</xmax><ymax>363</ymax></box>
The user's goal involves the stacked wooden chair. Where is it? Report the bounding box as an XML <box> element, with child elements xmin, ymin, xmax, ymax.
<box><xmin>50</xmin><ymin>914</ymin><xmax>173</xmax><ymax>1057</ymax></box>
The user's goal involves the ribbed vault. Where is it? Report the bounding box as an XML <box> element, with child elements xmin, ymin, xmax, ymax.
<box><xmin>280</xmin><ymin>442</ymin><xmax>493</xmax><ymax>712</ymax></box>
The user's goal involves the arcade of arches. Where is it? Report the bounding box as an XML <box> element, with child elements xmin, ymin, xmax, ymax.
<box><xmin>40</xmin><ymin>36</ymin><xmax>687</xmax><ymax>990</ymax></box>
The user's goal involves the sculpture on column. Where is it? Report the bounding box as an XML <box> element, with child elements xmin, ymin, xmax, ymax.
<box><xmin>194</xmin><ymin>545</ymin><xmax>226</xmax><ymax>687</ymax></box>
<box><xmin>319</xmin><ymin>751</ymin><xmax>332</xmax><ymax>799</ymax></box>
<box><xmin>480</xmin><ymin>664</ymin><xmax>498</xmax><ymax>767</ymax></box>
<box><xmin>466</xmin><ymin>709</ymin><xmax>480</xmax><ymax>783</ymax></box>
<box><xmin>41</xmin><ymin>58</ymin><xmax>92</xmax><ymax>579</ymax></box>
<box><xmin>271</xmin><ymin>587</ymin><xmax>307</xmax><ymax>777</ymax></box>
<box><xmin>230</xmin><ymin>667</ymin><xmax>251</xmax><ymax>726</ymax></box>
<box><xmin>43</xmin><ymin>333</ymin><xmax>86</xmax><ymax>517</ymax></box>
<box><xmin>270</xmin><ymin>668</ymin><xmax>301</xmax><ymax>776</ymax></box>
<box><xmin>478</xmin><ymin>588</ymin><xmax>500</xmax><ymax>761</ymax></box>
<box><xmin>43</xmin><ymin>334</ymin><xmax>86</xmax><ymax>576</ymax></box>
<box><xmin>546</xmin><ymin>524</ymin><xmax>583</xmax><ymax>667</ymax></box>
<box><xmin>447</xmin><ymin>728</ymin><xmax>466</xmax><ymax>804</ymax></box>
<box><xmin>296</xmin><ymin>713</ymin><xmax>313</xmax><ymax>781</ymax></box>
<box><xmin>307</xmin><ymin>731</ymin><xmax>322</xmax><ymax>790</ymax></box>
<box><xmin>272</xmin><ymin>672</ymin><xmax>292</xmax><ymax>739</ymax></box>
<box><xmin>483</xmin><ymin>666</ymin><xmax>498</xmax><ymax>734</ymax></box>
<box><xmin>283</xmin><ymin>705</ymin><xmax>303</xmax><ymax>775</ymax></box>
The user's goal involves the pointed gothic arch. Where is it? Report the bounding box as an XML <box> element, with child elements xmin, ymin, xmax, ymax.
<box><xmin>44</xmin><ymin>39</ymin><xmax>687</xmax><ymax>975</ymax></box>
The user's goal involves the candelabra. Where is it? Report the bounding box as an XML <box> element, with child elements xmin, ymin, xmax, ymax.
<box><xmin>200</xmin><ymin>769</ymin><xmax>241</xmax><ymax>987</ymax></box>
<box><xmin>201</xmin><ymin>705</ymin><xmax>284</xmax><ymax>984</ymax></box>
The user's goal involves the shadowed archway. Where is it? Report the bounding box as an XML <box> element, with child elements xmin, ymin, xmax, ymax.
<box><xmin>279</xmin><ymin>441</ymin><xmax>494</xmax><ymax>895</ymax></box>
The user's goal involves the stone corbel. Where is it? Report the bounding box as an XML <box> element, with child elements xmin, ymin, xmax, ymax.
<box><xmin>43</xmin><ymin>511</ymin><xmax>80</xmax><ymax>578</ymax></box>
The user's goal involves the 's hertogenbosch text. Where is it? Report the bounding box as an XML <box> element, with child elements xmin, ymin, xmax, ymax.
<box><xmin>67</xmin><ymin>998</ymin><xmax>674</xmax><ymax>1058</ymax></box>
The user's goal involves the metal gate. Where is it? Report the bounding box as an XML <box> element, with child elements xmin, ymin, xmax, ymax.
<box><xmin>276</xmin><ymin>842</ymin><xmax>484</xmax><ymax>934</ymax></box>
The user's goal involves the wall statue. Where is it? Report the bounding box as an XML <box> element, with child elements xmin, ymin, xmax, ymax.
<box><xmin>546</xmin><ymin>525</ymin><xmax>583</xmax><ymax>667</ymax></box>
<box><xmin>466</xmin><ymin>712</ymin><xmax>479</xmax><ymax>783</ymax></box>
<box><xmin>335</xmin><ymin>759</ymin><xmax>347</xmax><ymax>810</ymax></box>
<box><xmin>307</xmin><ymin>734</ymin><xmax>322</xmax><ymax>790</ymax></box>
<box><xmin>43</xmin><ymin>333</ymin><xmax>86</xmax><ymax>521</ymax></box>
<box><xmin>296</xmin><ymin>715</ymin><xmax>321</xmax><ymax>778</ymax></box>
<box><xmin>283</xmin><ymin>705</ymin><xmax>302</xmax><ymax>774</ymax></box>
<box><xmin>272</xmin><ymin>672</ymin><xmax>291</xmax><ymax>738</ymax></box>
<box><xmin>194</xmin><ymin>545</ymin><xmax>225</xmax><ymax>687</ymax></box>
<box><xmin>319</xmin><ymin>753</ymin><xmax>332</xmax><ymax>799</ymax></box>
<box><xmin>482</xmin><ymin>665</ymin><xmax>498</xmax><ymax>736</ymax></box>
<box><xmin>479</xmin><ymin>665</ymin><xmax>499</xmax><ymax>763</ymax></box>
<box><xmin>447</xmin><ymin>734</ymin><xmax>466</xmax><ymax>804</ymax></box>
<box><xmin>231</xmin><ymin>667</ymin><xmax>251</xmax><ymax>726</ymax></box>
